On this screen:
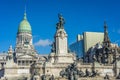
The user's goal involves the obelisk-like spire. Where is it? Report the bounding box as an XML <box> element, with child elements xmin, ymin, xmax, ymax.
<box><xmin>103</xmin><ymin>21</ymin><xmax>110</xmax><ymax>43</ymax></box>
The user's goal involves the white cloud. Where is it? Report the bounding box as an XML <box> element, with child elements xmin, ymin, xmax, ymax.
<box><xmin>118</xmin><ymin>29</ymin><xmax>120</xmax><ymax>34</ymax></box>
<box><xmin>34</xmin><ymin>39</ymin><xmax>52</xmax><ymax>47</ymax></box>
<box><xmin>112</xmin><ymin>28</ymin><xmax>120</xmax><ymax>34</ymax></box>
<box><xmin>114</xmin><ymin>40</ymin><xmax>120</xmax><ymax>43</ymax></box>
<box><xmin>33</xmin><ymin>35</ymin><xmax>39</xmax><ymax>39</ymax></box>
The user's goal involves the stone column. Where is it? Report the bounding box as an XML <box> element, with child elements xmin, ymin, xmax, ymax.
<box><xmin>26</xmin><ymin>61</ymin><xmax>28</xmax><ymax>66</ymax></box>
<box><xmin>24</xmin><ymin>61</ymin><xmax>26</xmax><ymax>66</ymax></box>
<box><xmin>18</xmin><ymin>61</ymin><xmax>19</xmax><ymax>65</ymax></box>
<box><xmin>20</xmin><ymin>61</ymin><xmax>21</xmax><ymax>66</ymax></box>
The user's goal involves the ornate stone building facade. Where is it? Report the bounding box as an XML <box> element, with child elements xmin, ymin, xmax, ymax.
<box><xmin>0</xmin><ymin>11</ymin><xmax>120</xmax><ymax>80</ymax></box>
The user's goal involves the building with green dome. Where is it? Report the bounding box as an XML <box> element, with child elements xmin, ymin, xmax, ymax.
<box><xmin>13</xmin><ymin>12</ymin><xmax>39</xmax><ymax>74</ymax></box>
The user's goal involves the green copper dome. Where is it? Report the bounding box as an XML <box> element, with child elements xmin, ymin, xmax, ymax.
<box><xmin>18</xmin><ymin>13</ymin><xmax>32</xmax><ymax>33</ymax></box>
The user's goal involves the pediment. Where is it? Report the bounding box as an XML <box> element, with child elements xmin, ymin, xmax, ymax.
<box><xmin>17</xmin><ymin>54</ymin><xmax>37</xmax><ymax>59</ymax></box>
<box><xmin>21</xmin><ymin>55</ymin><xmax>33</xmax><ymax>58</ymax></box>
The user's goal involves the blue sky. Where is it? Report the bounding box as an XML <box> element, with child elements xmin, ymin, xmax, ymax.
<box><xmin>0</xmin><ymin>0</ymin><xmax>120</xmax><ymax>54</ymax></box>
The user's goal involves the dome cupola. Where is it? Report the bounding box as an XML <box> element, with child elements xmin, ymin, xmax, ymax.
<box><xmin>18</xmin><ymin>12</ymin><xmax>32</xmax><ymax>33</ymax></box>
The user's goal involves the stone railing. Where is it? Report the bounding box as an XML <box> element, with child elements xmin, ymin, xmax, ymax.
<box><xmin>55</xmin><ymin>77</ymin><xmax>116</xmax><ymax>80</ymax></box>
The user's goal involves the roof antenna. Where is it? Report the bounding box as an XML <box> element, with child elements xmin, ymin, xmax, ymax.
<box><xmin>24</xmin><ymin>0</ymin><xmax>27</xmax><ymax>13</ymax></box>
<box><xmin>25</xmin><ymin>4</ymin><xmax>26</xmax><ymax>14</ymax></box>
<box><xmin>24</xmin><ymin>0</ymin><xmax>27</xmax><ymax>20</ymax></box>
